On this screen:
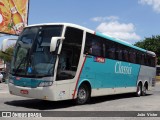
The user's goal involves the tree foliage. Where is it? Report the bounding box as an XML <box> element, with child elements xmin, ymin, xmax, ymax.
<box><xmin>134</xmin><ymin>35</ymin><xmax>160</xmax><ymax>65</ymax></box>
<box><xmin>0</xmin><ymin>46</ymin><xmax>14</xmax><ymax>63</ymax></box>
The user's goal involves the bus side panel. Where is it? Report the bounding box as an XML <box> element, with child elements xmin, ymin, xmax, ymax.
<box><xmin>78</xmin><ymin>57</ymin><xmax>141</xmax><ymax>96</ymax></box>
<box><xmin>137</xmin><ymin>65</ymin><xmax>156</xmax><ymax>90</ymax></box>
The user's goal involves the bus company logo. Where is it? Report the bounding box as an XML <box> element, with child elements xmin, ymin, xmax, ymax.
<box><xmin>115</xmin><ymin>62</ymin><xmax>132</xmax><ymax>75</ymax></box>
<box><xmin>15</xmin><ymin>77</ymin><xmax>21</xmax><ymax>80</ymax></box>
<box><xmin>94</xmin><ymin>57</ymin><xmax>105</xmax><ymax>63</ymax></box>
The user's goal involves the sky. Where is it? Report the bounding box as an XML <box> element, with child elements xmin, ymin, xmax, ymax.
<box><xmin>0</xmin><ymin>0</ymin><xmax>160</xmax><ymax>46</ymax></box>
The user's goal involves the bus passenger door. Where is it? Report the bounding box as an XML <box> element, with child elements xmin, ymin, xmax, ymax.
<box><xmin>55</xmin><ymin>27</ymin><xmax>83</xmax><ymax>100</ymax></box>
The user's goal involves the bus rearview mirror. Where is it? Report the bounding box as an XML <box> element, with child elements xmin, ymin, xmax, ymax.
<box><xmin>50</xmin><ymin>37</ymin><xmax>65</xmax><ymax>52</ymax></box>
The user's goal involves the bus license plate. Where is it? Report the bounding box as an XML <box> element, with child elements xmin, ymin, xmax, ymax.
<box><xmin>20</xmin><ymin>90</ymin><xmax>29</xmax><ymax>94</ymax></box>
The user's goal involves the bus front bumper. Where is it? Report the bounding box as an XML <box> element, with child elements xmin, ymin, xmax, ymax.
<box><xmin>8</xmin><ymin>83</ymin><xmax>57</xmax><ymax>101</ymax></box>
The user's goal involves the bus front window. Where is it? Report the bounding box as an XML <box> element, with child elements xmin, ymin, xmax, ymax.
<box><xmin>11</xmin><ymin>25</ymin><xmax>63</xmax><ymax>78</ymax></box>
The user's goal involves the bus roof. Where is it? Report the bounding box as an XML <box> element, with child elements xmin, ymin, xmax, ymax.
<box><xmin>26</xmin><ymin>23</ymin><xmax>94</xmax><ymax>33</ymax></box>
<box><xmin>27</xmin><ymin>23</ymin><xmax>153</xmax><ymax>53</ymax></box>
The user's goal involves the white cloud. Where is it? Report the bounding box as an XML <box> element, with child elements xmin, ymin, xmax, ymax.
<box><xmin>106</xmin><ymin>16</ymin><xmax>119</xmax><ymax>21</ymax></box>
<box><xmin>139</xmin><ymin>0</ymin><xmax>160</xmax><ymax>13</ymax></box>
<box><xmin>96</xmin><ymin>21</ymin><xmax>141</xmax><ymax>43</ymax></box>
<box><xmin>91</xmin><ymin>16</ymin><xmax>119</xmax><ymax>22</ymax></box>
<box><xmin>91</xmin><ymin>16</ymin><xmax>141</xmax><ymax>43</ymax></box>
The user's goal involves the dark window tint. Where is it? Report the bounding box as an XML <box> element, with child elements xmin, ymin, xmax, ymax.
<box><xmin>106</xmin><ymin>42</ymin><xmax>116</xmax><ymax>59</ymax></box>
<box><xmin>84</xmin><ymin>33</ymin><xmax>156</xmax><ymax>67</ymax></box>
<box><xmin>84</xmin><ymin>33</ymin><xmax>104</xmax><ymax>57</ymax></box>
<box><xmin>129</xmin><ymin>49</ymin><xmax>136</xmax><ymax>63</ymax></box>
<box><xmin>146</xmin><ymin>54</ymin><xmax>156</xmax><ymax>67</ymax></box>
<box><xmin>156</xmin><ymin>67</ymin><xmax>160</xmax><ymax>75</ymax></box>
<box><xmin>115</xmin><ymin>44</ymin><xmax>123</xmax><ymax>61</ymax></box>
<box><xmin>56</xmin><ymin>27</ymin><xmax>83</xmax><ymax>80</ymax></box>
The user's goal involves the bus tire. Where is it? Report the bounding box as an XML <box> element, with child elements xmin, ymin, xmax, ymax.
<box><xmin>142</xmin><ymin>83</ymin><xmax>147</xmax><ymax>96</ymax></box>
<box><xmin>136</xmin><ymin>83</ymin><xmax>142</xmax><ymax>97</ymax></box>
<box><xmin>76</xmin><ymin>84</ymin><xmax>90</xmax><ymax>105</ymax></box>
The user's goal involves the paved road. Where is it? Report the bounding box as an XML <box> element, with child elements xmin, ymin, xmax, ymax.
<box><xmin>0</xmin><ymin>82</ymin><xmax>160</xmax><ymax>120</ymax></box>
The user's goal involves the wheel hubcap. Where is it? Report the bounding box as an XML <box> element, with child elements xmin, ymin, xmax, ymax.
<box><xmin>79</xmin><ymin>88</ymin><xmax>86</xmax><ymax>100</ymax></box>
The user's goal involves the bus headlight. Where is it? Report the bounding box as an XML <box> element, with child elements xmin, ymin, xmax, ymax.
<box><xmin>38</xmin><ymin>81</ymin><xmax>53</xmax><ymax>87</ymax></box>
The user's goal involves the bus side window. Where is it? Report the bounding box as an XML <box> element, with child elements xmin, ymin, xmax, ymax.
<box><xmin>145</xmin><ymin>54</ymin><xmax>149</xmax><ymax>66</ymax></box>
<box><xmin>156</xmin><ymin>66</ymin><xmax>160</xmax><ymax>75</ymax></box>
<box><xmin>129</xmin><ymin>49</ymin><xmax>136</xmax><ymax>63</ymax></box>
<box><xmin>141</xmin><ymin>54</ymin><xmax>145</xmax><ymax>65</ymax></box>
<box><xmin>152</xmin><ymin>56</ymin><xmax>156</xmax><ymax>67</ymax></box>
<box><xmin>136</xmin><ymin>52</ymin><xmax>141</xmax><ymax>64</ymax></box>
<box><xmin>115</xmin><ymin>44</ymin><xmax>123</xmax><ymax>61</ymax></box>
<box><xmin>107</xmin><ymin>42</ymin><xmax>115</xmax><ymax>59</ymax></box>
<box><xmin>123</xmin><ymin>49</ymin><xmax>129</xmax><ymax>62</ymax></box>
<box><xmin>84</xmin><ymin>37</ymin><xmax>92</xmax><ymax>55</ymax></box>
<box><xmin>84</xmin><ymin>33</ymin><xmax>104</xmax><ymax>57</ymax></box>
<box><xmin>105</xmin><ymin>42</ymin><xmax>110</xmax><ymax>58</ymax></box>
<box><xmin>108</xmin><ymin>47</ymin><xmax>115</xmax><ymax>59</ymax></box>
<box><xmin>147</xmin><ymin>55</ymin><xmax>156</xmax><ymax>67</ymax></box>
<box><xmin>90</xmin><ymin>40</ymin><xmax>102</xmax><ymax>56</ymax></box>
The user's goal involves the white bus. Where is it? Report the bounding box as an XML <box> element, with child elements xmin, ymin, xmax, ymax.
<box><xmin>8</xmin><ymin>23</ymin><xmax>156</xmax><ymax>104</ymax></box>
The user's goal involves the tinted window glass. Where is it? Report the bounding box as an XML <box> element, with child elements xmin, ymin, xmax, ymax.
<box><xmin>56</xmin><ymin>27</ymin><xmax>83</xmax><ymax>80</ymax></box>
<box><xmin>84</xmin><ymin>33</ymin><xmax>104</xmax><ymax>57</ymax></box>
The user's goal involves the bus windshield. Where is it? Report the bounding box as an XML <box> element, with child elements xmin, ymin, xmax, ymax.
<box><xmin>11</xmin><ymin>25</ymin><xmax>63</xmax><ymax>78</ymax></box>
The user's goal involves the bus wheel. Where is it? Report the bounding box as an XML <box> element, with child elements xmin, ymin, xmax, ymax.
<box><xmin>76</xmin><ymin>84</ymin><xmax>90</xmax><ymax>105</ymax></box>
<box><xmin>142</xmin><ymin>84</ymin><xmax>147</xmax><ymax>96</ymax></box>
<box><xmin>136</xmin><ymin>83</ymin><xmax>142</xmax><ymax>97</ymax></box>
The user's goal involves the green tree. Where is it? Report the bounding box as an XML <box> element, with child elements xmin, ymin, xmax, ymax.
<box><xmin>134</xmin><ymin>35</ymin><xmax>160</xmax><ymax>64</ymax></box>
<box><xmin>0</xmin><ymin>46</ymin><xmax>14</xmax><ymax>63</ymax></box>
<box><xmin>0</xmin><ymin>46</ymin><xmax>14</xmax><ymax>80</ymax></box>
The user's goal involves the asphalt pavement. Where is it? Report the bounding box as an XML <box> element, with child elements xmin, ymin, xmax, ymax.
<box><xmin>0</xmin><ymin>82</ymin><xmax>9</xmax><ymax>94</ymax></box>
<box><xmin>1</xmin><ymin>81</ymin><xmax>160</xmax><ymax>120</ymax></box>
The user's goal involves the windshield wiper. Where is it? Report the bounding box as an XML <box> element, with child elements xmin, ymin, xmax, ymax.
<box><xmin>13</xmin><ymin>48</ymin><xmax>30</xmax><ymax>75</ymax></box>
<box><xmin>14</xmin><ymin>57</ymin><xmax>26</xmax><ymax>75</ymax></box>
